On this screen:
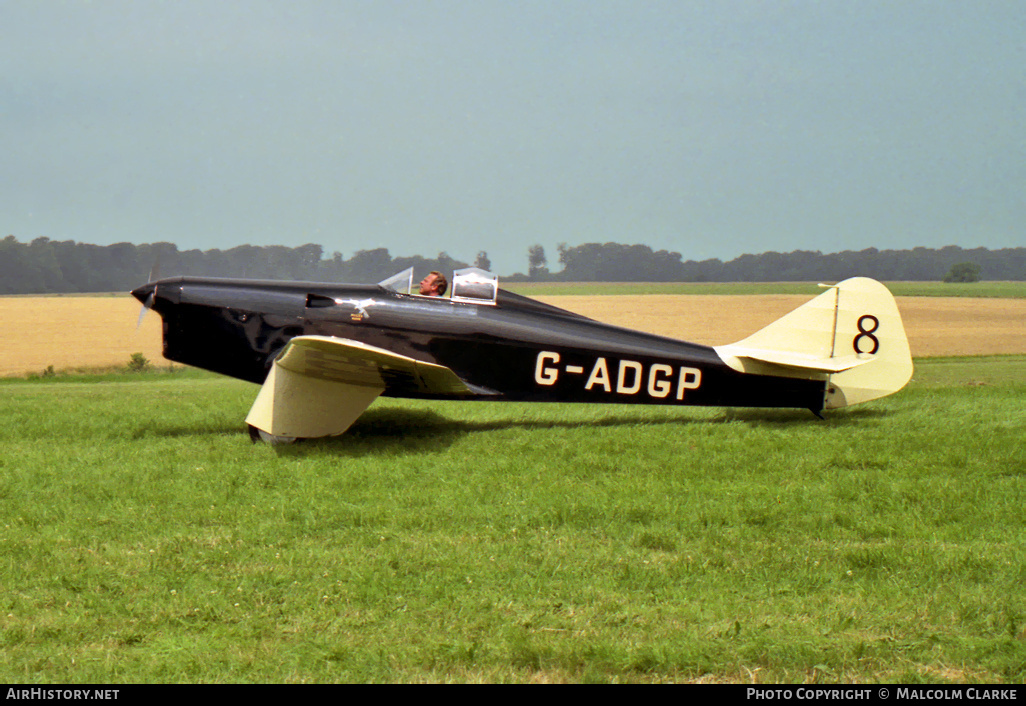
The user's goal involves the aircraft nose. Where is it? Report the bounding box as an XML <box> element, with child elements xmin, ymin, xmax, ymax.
<box><xmin>131</xmin><ymin>282</ymin><xmax>156</xmax><ymax>305</ymax></box>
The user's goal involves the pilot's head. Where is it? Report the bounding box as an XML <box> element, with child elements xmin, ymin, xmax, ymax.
<box><xmin>419</xmin><ymin>271</ymin><xmax>448</xmax><ymax>296</ymax></box>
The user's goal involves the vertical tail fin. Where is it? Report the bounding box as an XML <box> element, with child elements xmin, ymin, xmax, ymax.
<box><xmin>714</xmin><ymin>277</ymin><xmax>913</xmax><ymax>409</ymax></box>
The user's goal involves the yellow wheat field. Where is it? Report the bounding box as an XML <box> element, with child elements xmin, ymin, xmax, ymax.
<box><xmin>0</xmin><ymin>296</ymin><xmax>166</xmax><ymax>377</ymax></box>
<box><xmin>536</xmin><ymin>295</ymin><xmax>1026</xmax><ymax>358</ymax></box>
<box><xmin>1</xmin><ymin>294</ymin><xmax>1023</xmax><ymax>377</ymax></box>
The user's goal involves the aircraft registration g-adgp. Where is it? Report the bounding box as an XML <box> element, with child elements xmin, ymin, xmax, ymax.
<box><xmin>131</xmin><ymin>268</ymin><xmax>913</xmax><ymax>443</ymax></box>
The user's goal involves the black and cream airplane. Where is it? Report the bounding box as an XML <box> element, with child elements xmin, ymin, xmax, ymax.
<box><xmin>131</xmin><ymin>267</ymin><xmax>913</xmax><ymax>443</ymax></box>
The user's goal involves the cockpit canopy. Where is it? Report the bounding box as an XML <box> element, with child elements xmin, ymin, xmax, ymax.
<box><xmin>377</xmin><ymin>267</ymin><xmax>415</xmax><ymax>294</ymax></box>
<box><xmin>377</xmin><ymin>266</ymin><xmax>499</xmax><ymax>305</ymax></box>
<box><xmin>451</xmin><ymin>267</ymin><xmax>498</xmax><ymax>304</ymax></box>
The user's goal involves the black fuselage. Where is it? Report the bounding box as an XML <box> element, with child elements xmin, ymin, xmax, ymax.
<box><xmin>133</xmin><ymin>277</ymin><xmax>826</xmax><ymax>411</ymax></box>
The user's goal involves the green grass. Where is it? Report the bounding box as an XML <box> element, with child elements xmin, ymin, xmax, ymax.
<box><xmin>910</xmin><ymin>355</ymin><xmax>1026</xmax><ymax>388</ymax></box>
<box><xmin>503</xmin><ymin>281</ymin><xmax>1026</xmax><ymax>298</ymax></box>
<box><xmin>0</xmin><ymin>358</ymin><xmax>1023</xmax><ymax>683</ymax></box>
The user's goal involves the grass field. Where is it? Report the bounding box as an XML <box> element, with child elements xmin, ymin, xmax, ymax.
<box><xmin>1</xmin><ymin>284</ymin><xmax>1023</xmax><ymax>682</ymax></box>
<box><xmin>0</xmin><ymin>357</ymin><xmax>1023</xmax><ymax>683</ymax></box>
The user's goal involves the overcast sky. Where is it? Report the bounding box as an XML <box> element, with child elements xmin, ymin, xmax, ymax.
<box><xmin>3</xmin><ymin>1</ymin><xmax>1023</xmax><ymax>274</ymax></box>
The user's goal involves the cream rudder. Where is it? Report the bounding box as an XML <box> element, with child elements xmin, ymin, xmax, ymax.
<box><xmin>713</xmin><ymin>277</ymin><xmax>913</xmax><ymax>409</ymax></box>
<box><xmin>821</xmin><ymin>277</ymin><xmax>913</xmax><ymax>408</ymax></box>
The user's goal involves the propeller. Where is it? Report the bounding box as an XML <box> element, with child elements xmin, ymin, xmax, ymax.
<box><xmin>133</xmin><ymin>261</ymin><xmax>160</xmax><ymax>330</ymax></box>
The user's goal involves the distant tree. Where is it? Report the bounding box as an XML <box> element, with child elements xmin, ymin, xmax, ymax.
<box><xmin>527</xmin><ymin>244</ymin><xmax>548</xmax><ymax>279</ymax></box>
<box><xmin>319</xmin><ymin>250</ymin><xmax>345</xmax><ymax>281</ymax></box>
<box><xmin>0</xmin><ymin>235</ymin><xmax>33</xmax><ymax>294</ymax></box>
<box><xmin>223</xmin><ymin>244</ymin><xmax>261</xmax><ymax>278</ymax></box>
<box><xmin>346</xmin><ymin>248</ymin><xmax>395</xmax><ymax>282</ymax></box>
<box><xmin>29</xmin><ymin>237</ymin><xmax>65</xmax><ymax>292</ymax></box>
<box><xmin>556</xmin><ymin>242</ymin><xmax>684</xmax><ymax>281</ymax></box>
<box><xmin>436</xmin><ymin>251</ymin><xmax>460</xmax><ymax>273</ymax></box>
<box><xmin>943</xmin><ymin>261</ymin><xmax>982</xmax><ymax>283</ymax></box>
<box><xmin>474</xmin><ymin>251</ymin><xmax>491</xmax><ymax>271</ymax></box>
<box><xmin>295</xmin><ymin>243</ymin><xmax>324</xmax><ymax>277</ymax></box>
<box><xmin>138</xmin><ymin>242</ymin><xmax>181</xmax><ymax>281</ymax></box>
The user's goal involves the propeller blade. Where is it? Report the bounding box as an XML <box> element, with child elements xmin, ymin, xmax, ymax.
<box><xmin>132</xmin><ymin>280</ymin><xmax>158</xmax><ymax>331</ymax></box>
<box><xmin>133</xmin><ymin>259</ymin><xmax>160</xmax><ymax>330</ymax></box>
<box><xmin>136</xmin><ymin>290</ymin><xmax>155</xmax><ymax>330</ymax></box>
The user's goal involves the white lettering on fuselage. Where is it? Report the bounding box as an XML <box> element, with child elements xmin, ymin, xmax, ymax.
<box><xmin>534</xmin><ymin>351</ymin><xmax>702</xmax><ymax>400</ymax></box>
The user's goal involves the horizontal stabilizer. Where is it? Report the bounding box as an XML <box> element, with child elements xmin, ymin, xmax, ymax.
<box><xmin>717</xmin><ymin>346</ymin><xmax>874</xmax><ymax>373</ymax></box>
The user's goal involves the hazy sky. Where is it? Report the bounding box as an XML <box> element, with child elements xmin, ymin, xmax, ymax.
<box><xmin>3</xmin><ymin>1</ymin><xmax>1023</xmax><ymax>274</ymax></box>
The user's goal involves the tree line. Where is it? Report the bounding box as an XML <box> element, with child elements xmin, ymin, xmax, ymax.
<box><xmin>0</xmin><ymin>237</ymin><xmax>490</xmax><ymax>295</ymax></box>
<box><xmin>538</xmin><ymin>242</ymin><xmax>1026</xmax><ymax>283</ymax></box>
<box><xmin>1</xmin><ymin>235</ymin><xmax>1022</xmax><ymax>295</ymax></box>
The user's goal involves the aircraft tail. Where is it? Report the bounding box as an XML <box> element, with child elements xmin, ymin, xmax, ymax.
<box><xmin>713</xmin><ymin>277</ymin><xmax>913</xmax><ymax>410</ymax></box>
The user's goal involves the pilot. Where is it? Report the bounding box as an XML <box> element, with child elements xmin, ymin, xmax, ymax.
<box><xmin>419</xmin><ymin>271</ymin><xmax>448</xmax><ymax>297</ymax></box>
